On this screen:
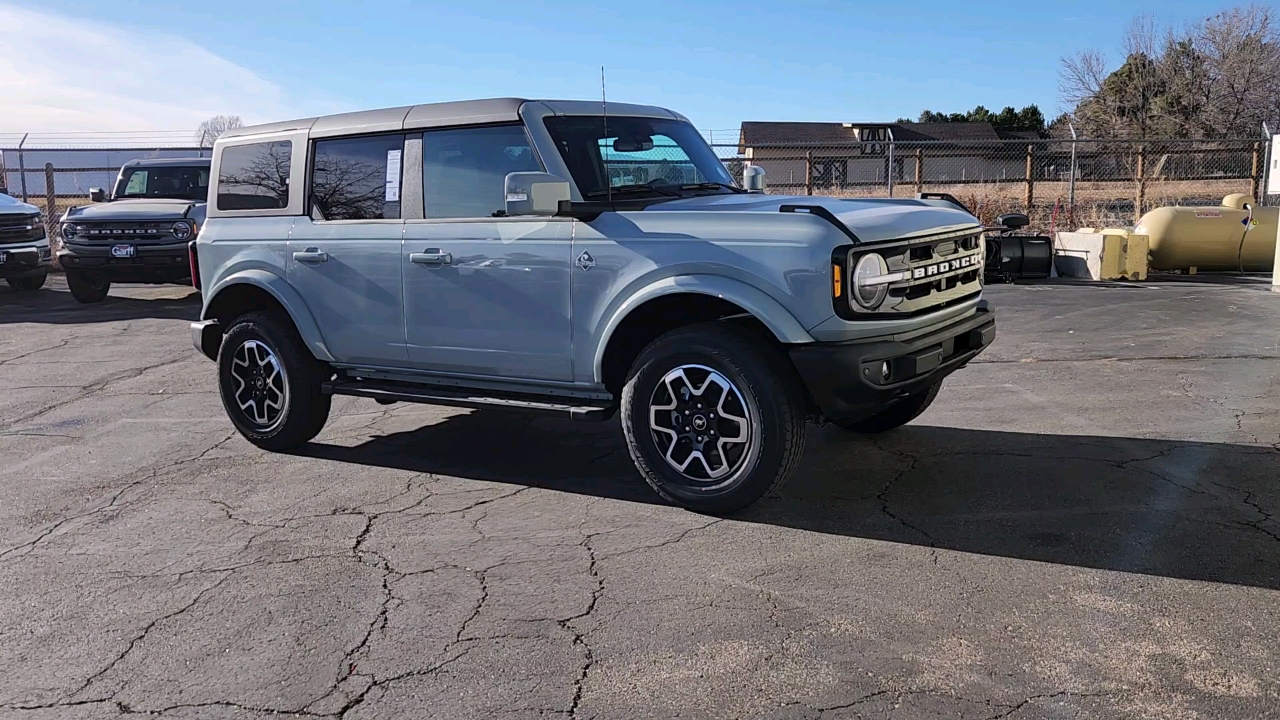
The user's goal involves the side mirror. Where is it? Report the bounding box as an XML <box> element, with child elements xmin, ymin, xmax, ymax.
<box><xmin>997</xmin><ymin>212</ymin><xmax>1030</xmax><ymax>230</ymax></box>
<box><xmin>89</xmin><ymin>188</ymin><xmax>107</xmax><ymax>203</ymax></box>
<box><xmin>743</xmin><ymin>165</ymin><xmax>766</xmax><ymax>193</ymax></box>
<box><xmin>504</xmin><ymin>172</ymin><xmax>570</xmax><ymax>217</ymax></box>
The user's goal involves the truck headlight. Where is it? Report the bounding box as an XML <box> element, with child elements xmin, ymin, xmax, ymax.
<box><xmin>61</xmin><ymin>223</ymin><xmax>80</xmax><ymax>240</ymax></box>
<box><xmin>852</xmin><ymin>253</ymin><xmax>890</xmax><ymax>310</ymax></box>
<box><xmin>171</xmin><ymin>221</ymin><xmax>194</xmax><ymax>240</ymax></box>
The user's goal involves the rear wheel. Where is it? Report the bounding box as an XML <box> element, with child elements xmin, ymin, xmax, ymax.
<box><xmin>832</xmin><ymin>381</ymin><xmax>941</xmax><ymax>434</ymax></box>
<box><xmin>6</xmin><ymin>272</ymin><xmax>47</xmax><ymax>291</ymax></box>
<box><xmin>218</xmin><ymin>312</ymin><xmax>331</xmax><ymax>450</ymax></box>
<box><xmin>66</xmin><ymin>270</ymin><xmax>110</xmax><ymax>303</ymax></box>
<box><xmin>621</xmin><ymin>323</ymin><xmax>807</xmax><ymax>515</ymax></box>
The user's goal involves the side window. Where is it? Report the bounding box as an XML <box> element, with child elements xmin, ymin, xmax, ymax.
<box><xmin>309</xmin><ymin>134</ymin><xmax>404</xmax><ymax>220</ymax></box>
<box><xmin>422</xmin><ymin>125</ymin><xmax>541</xmax><ymax>219</ymax></box>
<box><xmin>217</xmin><ymin>141</ymin><xmax>292</xmax><ymax>211</ymax></box>
<box><xmin>123</xmin><ymin>171</ymin><xmax>148</xmax><ymax>195</ymax></box>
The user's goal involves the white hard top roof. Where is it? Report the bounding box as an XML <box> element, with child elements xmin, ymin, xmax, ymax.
<box><xmin>219</xmin><ymin>98</ymin><xmax>688</xmax><ymax>140</ymax></box>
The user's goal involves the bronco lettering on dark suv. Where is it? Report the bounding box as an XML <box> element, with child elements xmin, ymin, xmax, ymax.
<box><xmin>57</xmin><ymin>158</ymin><xmax>208</xmax><ymax>303</ymax></box>
<box><xmin>190</xmin><ymin>98</ymin><xmax>996</xmax><ymax>513</ymax></box>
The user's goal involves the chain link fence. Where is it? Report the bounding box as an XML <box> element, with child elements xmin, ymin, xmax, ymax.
<box><xmin>711</xmin><ymin>137</ymin><xmax>1272</xmax><ymax>232</ymax></box>
<box><xmin>1</xmin><ymin>131</ymin><xmax>1271</xmax><ymax>237</ymax></box>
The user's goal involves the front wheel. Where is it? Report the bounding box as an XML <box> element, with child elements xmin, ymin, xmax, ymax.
<box><xmin>66</xmin><ymin>270</ymin><xmax>110</xmax><ymax>303</ymax></box>
<box><xmin>218</xmin><ymin>312</ymin><xmax>331</xmax><ymax>451</ymax></box>
<box><xmin>6</xmin><ymin>272</ymin><xmax>47</xmax><ymax>291</ymax></box>
<box><xmin>621</xmin><ymin>324</ymin><xmax>808</xmax><ymax>515</ymax></box>
<box><xmin>832</xmin><ymin>381</ymin><xmax>941</xmax><ymax>434</ymax></box>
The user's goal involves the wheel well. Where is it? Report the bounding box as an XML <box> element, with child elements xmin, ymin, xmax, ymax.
<box><xmin>205</xmin><ymin>283</ymin><xmax>290</xmax><ymax>330</ymax></box>
<box><xmin>600</xmin><ymin>293</ymin><xmax>777</xmax><ymax>396</ymax></box>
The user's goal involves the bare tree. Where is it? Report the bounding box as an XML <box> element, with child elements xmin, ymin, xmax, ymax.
<box><xmin>1060</xmin><ymin>4</ymin><xmax>1280</xmax><ymax>138</ymax></box>
<box><xmin>196</xmin><ymin>115</ymin><xmax>244</xmax><ymax>147</ymax></box>
<box><xmin>1197</xmin><ymin>5</ymin><xmax>1280</xmax><ymax>135</ymax></box>
<box><xmin>1059</xmin><ymin>48</ymin><xmax>1109</xmax><ymax>107</ymax></box>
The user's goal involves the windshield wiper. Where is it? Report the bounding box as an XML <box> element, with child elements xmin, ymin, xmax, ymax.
<box><xmin>680</xmin><ymin>182</ymin><xmax>747</xmax><ymax>194</ymax></box>
<box><xmin>584</xmin><ymin>183</ymin><xmax>681</xmax><ymax>199</ymax></box>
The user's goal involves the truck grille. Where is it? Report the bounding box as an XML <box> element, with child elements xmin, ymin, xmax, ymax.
<box><xmin>67</xmin><ymin>222</ymin><xmax>173</xmax><ymax>244</ymax></box>
<box><xmin>839</xmin><ymin>227</ymin><xmax>984</xmax><ymax>318</ymax></box>
<box><xmin>0</xmin><ymin>214</ymin><xmax>41</xmax><ymax>243</ymax></box>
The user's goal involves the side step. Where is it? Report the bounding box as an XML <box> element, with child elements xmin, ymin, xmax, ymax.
<box><xmin>322</xmin><ymin>379</ymin><xmax>616</xmax><ymax>422</ymax></box>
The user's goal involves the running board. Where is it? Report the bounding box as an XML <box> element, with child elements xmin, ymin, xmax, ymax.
<box><xmin>322</xmin><ymin>379</ymin><xmax>616</xmax><ymax>422</ymax></box>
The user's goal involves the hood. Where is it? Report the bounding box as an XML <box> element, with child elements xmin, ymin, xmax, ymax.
<box><xmin>641</xmin><ymin>193</ymin><xmax>981</xmax><ymax>244</ymax></box>
<box><xmin>0</xmin><ymin>193</ymin><xmax>40</xmax><ymax>216</ymax></box>
<box><xmin>63</xmin><ymin>198</ymin><xmax>204</xmax><ymax>223</ymax></box>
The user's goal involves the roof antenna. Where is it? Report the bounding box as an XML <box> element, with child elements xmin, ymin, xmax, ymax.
<box><xmin>602</xmin><ymin>65</ymin><xmax>611</xmax><ymax>204</ymax></box>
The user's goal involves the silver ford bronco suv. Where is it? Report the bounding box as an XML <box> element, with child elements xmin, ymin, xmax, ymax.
<box><xmin>57</xmin><ymin>158</ymin><xmax>209</xmax><ymax>303</ymax></box>
<box><xmin>190</xmin><ymin>98</ymin><xmax>995</xmax><ymax>513</ymax></box>
<box><xmin>0</xmin><ymin>192</ymin><xmax>53</xmax><ymax>291</ymax></box>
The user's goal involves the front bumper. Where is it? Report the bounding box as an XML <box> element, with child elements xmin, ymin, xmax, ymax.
<box><xmin>0</xmin><ymin>244</ymin><xmax>53</xmax><ymax>278</ymax></box>
<box><xmin>789</xmin><ymin>302</ymin><xmax>996</xmax><ymax>421</ymax></box>
<box><xmin>59</xmin><ymin>241</ymin><xmax>191</xmax><ymax>284</ymax></box>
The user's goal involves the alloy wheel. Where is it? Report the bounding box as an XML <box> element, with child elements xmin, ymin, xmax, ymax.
<box><xmin>648</xmin><ymin>364</ymin><xmax>756</xmax><ymax>488</ymax></box>
<box><xmin>229</xmin><ymin>339</ymin><xmax>289</xmax><ymax>431</ymax></box>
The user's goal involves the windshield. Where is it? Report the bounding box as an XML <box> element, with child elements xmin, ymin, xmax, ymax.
<box><xmin>543</xmin><ymin>116</ymin><xmax>735</xmax><ymax>199</ymax></box>
<box><xmin>115</xmin><ymin>166</ymin><xmax>210</xmax><ymax>201</ymax></box>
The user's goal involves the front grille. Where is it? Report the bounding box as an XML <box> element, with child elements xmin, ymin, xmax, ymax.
<box><xmin>68</xmin><ymin>221</ymin><xmax>173</xmax><ymax>243</ymax></box>
<box><xmin>0</xmin><ymin>214</ymin><xmax>40</xmax><ymax>242</ymax></box>
<box><xmin>838</xmin><ymin>226</ymin><xmax>984</xmax><ymax>319</ymax></box>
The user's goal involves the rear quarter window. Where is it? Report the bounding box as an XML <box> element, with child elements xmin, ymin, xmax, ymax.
<box><xmin>217</xmin><ymin>141</ymin><xmax>292</xmax><ymax>211</ymax></box>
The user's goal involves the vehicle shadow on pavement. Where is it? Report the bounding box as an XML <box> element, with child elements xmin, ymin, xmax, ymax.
<box><xmin>0</xmin><ymin>284</ymin><xmax>201</xmax><ymax>324</ymax></box>
<box><xmin>302</xmin><ymin>411</ymin><xmax>1280</xmax><ymax>591</ymax></box>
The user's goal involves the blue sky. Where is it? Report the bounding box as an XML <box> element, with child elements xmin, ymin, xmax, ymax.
<box><xmin>1</xmin><ymin>0</ymin><xmax>1244</xmax><ymax>134</ymax></box>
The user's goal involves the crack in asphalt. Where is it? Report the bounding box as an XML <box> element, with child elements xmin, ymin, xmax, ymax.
<box><xmin>563</xmin><ymin>532</ymin><xmax>602</xmax><ymax>719</ymax></box>
<box><xmin>869</xmin><ymin>439</ymin><xmax>939</xmax><ymax>565</ymax></box>
<box><xmin>72</xmin><ymin>574</ymin><xmax>233</xmax><ymax>701</ymax></box>
<box><xmin>0</xmin><ymin>338</ymin><xmax>71</xmax><ymax>366</ymax></box>
<box><xmin>0</xmin><ymin>352</ymin><xmax>193</xmax><ymax>432</ymax></box>
<box><xmin>985</xmin><ymin>690</ymin><xmax>1111</xmax><ymax>719</ymax></box>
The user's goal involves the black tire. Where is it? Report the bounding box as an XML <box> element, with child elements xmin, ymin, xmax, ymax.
<box><xmin>217</xmin><ymin>311</ymin><xmax>331</xmax><ymax>451</ymax></box>
<box><xmin>6</xmin><ymin>272</ymin><xmax>47</xmax><ymax>291</ymax></box>
<box><xmin>832</xmin><ymin>381</ymin><xmax>942</xmax><ymax>434</ymax></box>
<box><xmin>621</xmin><ymin>323</ymin><xmax>808</xmax><ymax>515</ymax></box>
<box><xmin>66</xmin><ymin>270</ymin><xmax>110</xmax><ymax>303</ymax></box>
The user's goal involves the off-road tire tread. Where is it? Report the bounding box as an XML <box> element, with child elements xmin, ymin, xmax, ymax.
<box><xmin>621</xmin><ymin>322</ymin><xmax>807</xmax><ymax>514</ymax></box>
<box><xmin>6</xmin><ymin>272</ymin><xmax>47</xmax><ymax>291</ymax></box>
<box><xmin>218</xmin><ymin>311</ymin><xmax>331</xmax><ymax>451</ymax></box>
<box><xmin>66</xmin><ymin>271</ymin><xmax>109</xmax><ymax>303</ymax></box>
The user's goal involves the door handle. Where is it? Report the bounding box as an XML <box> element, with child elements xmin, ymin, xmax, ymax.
<box><xmin>410</xmin><ymin>249</ymin><xmax>452</xmax><ymax>266</ymax></box>
<box><xmin>294</xmin><ymin>247</ymin><xmax>329</xmax><ymax>264</ymax></box>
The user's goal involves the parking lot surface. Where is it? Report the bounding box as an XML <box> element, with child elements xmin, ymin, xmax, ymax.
<box><xmin>1</xmin><ymin>275</ymin><xmax>1278</xmax><ymax>720</ymax></box>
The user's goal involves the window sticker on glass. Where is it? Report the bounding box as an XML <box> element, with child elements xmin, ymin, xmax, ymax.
<box><xmin>385</xmin><ymin>149</ymin><xmax>402</xmax><ymax>202</ymax></box>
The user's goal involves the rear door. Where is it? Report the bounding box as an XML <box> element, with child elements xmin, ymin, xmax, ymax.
<box><xmin>287</xmin><ymin>133</ymin><xmax>408</xmax><ymax>366</ymax></box>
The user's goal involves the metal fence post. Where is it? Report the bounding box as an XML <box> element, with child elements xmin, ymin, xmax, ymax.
<box><xmin>1024</xmin><ymin>144</ymin><xmax>1034</xmax><ymax>212</ymax></box>
<box><xmin>886</xmin><ymin>130</ymin><xmax>895</xmax><ymax>198</ymax></box>
<box><xmin>1068</xmin><ymin>123</ymin><xmax>1078</xmax><ymax>229</ymax></box>
<box><xmin>1135</xmin><ymin>144</ymin><xmax>1147</xmax><ymax>222</ymax></box>
<box><xmin>805</xmin><ymin>150</ymin><xmax>813</xmax><ymax>196</ymax></box>
<box><xmin>17</xmin><ymin>133</ymin><xmax>28</xmax><ymax>202</ymax></box>
<box><xmin>1250</xmin><ymin>140</ymin><xmax>1262</xmax><ymax>200</ymax></box>
<box><xmin>43</xmin><ymin>164</ymin><xmax>56</xmax><ymax>228</ymax></box>
<box><xmin>914</xmin><ymin>147</ymin><xmax>923</xmax><ymax>195</ymax></box>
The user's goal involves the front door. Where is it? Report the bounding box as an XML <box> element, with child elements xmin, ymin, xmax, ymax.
<box><xmin>401</xmin><ymin>124</ymin><xmax>574</xmax><ymax>382</ymax></box>
<box><xmin>287</xmin><ymin>133</ymin><xmax>408</xmax><ymax>366</ymax></box>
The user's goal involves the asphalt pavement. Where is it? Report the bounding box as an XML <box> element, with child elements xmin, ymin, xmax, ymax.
<box><xmin>0</xmin><ymin>274</ymin><xmax>1278</xmax><ymax>719</ymax></box>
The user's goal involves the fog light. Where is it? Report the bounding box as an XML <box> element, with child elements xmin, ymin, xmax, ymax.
<box><xmin>881</xmin><ymin>361</ymin><xmax>892</xmax><ymax>382</ymax></box>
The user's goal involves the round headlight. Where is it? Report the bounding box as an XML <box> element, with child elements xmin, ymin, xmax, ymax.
<box><xmin>61</xmin><ymin>223</ymin><xmax>79</xmax><ymax>240</ymax></box>
<box><xmin>852</xmin><ymin>253</ymin><xmax>889</xmax><ymax>309</ymax></box>
<box><xmin>171</xmin><ymin>221</ymin><xmax>194</xmax><ymax>240</ymax></box>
